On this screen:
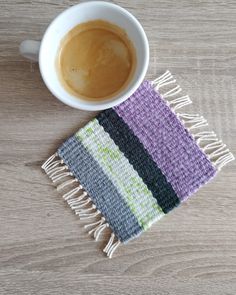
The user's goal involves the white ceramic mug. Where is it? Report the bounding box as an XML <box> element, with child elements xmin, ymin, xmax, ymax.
<box><xmin>19</xmin><ymin>1</ymin><xmax>149</xmax><ymax>111</ymax></box>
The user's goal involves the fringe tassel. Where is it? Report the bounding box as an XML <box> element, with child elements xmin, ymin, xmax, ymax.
<box><xmin>74</xmin><ymin>203</ymin><xmax>94</xmax><ymax>214</ymax></box>
<box><xmin>75</xmin><ymin>206</ymin><xmax>94</xmax><ymax>215</ymax></box>
<box><xmin>68</xmin><ymin>197</ymin><xmax>91</xmax><ymax>210</ymax></box>
<box><xmin>213</xmin><ymin>152</ymin><xmax>235</xmax><ymax>171</ymax></box>
<box><xmin>52</xmin><ymin>172</ymin><xmax>73</xmax><ymax>183</ymax></box>
<box><xmin>103</xmin><ymin>233</ymin><xmax>115</xmax><ymax>253</ymax></box>
<box><xmin>152</xmin><ymin>70</ymin><xmax>235</xmax><ymax>170</ymax></box>
<box><xmin>178</xmin><ymin>113</ymin><xmax>208</xmax><ymax>130</ymax></box>
<box><xmin>42</xmin><ymin>154</ymin><xmax>121</xmax><ymax>258</ymax></box>
<box><xmin>93</xmin><ymin>223</ymin><xmax>108</xmax><ymax>241</ymax></box>
<box><xmin>79</xmin><ymin>210</ymin><xmax>101</xmax><ymax>220</ymax></box>
<box><xmin>85</xmin><ymin>217</ymin><xmax>105</xmax><ymax>230</ymax></box>
<box><xmin>45</xmin><ymin>159</ymin><xmax>63</xmax><ymax>173</ymax></box>
<box><xmin>85</xmin><ymin>218</ymin><xmax>120</xmax><ymax>256</ymax></box>
<box><xmin>47</xmin><ymin>164</ymin><xmax>67</xmax><ymax>176</ymax></box>
<box><xmin>152</xmin><ymin>70</ymin><xmax>176</xmax><ymax>89</ymax></box>
<box><xmin>62</xmin><ymin>186</ymin><xmax>83</xmax><ymax>200</ymax></box>
<box><xmin>107</xmin><ymin>240</ymin><xmax>121</xmax><ymax>258</ymax></box>
<box><xmin>103</xmin><ymin>233</ymin><xmax>121</xmax><ymax>258</ymax></box>
<box><xmin>193</xmin><ymin>131</ymin><xmax>217</xmax><ymax>144</ymax></box>
<box><xmin>169</xmin><ymin>95</ymin><xmax>192</xmax><ymax>111</ymax></box>
<box><xmin>41</xmin><ymin>152</ymin><xmax>58</xmax><ymax>170</ymax></box>
<box><xmin>163</xmin><ymin>85</ymin><xmax>182</xmax><ymax>98</ymax></box>
<box><xmin>57</xmin><ymin>178</ymin><xmax>77</xmax><ymax>190</ymax></box>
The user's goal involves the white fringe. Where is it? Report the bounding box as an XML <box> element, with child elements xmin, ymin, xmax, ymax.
<box><xmin>163</xmin><ymin>85</ymin><xmax>182</xmax><ymax>98</ymax></box>
<box><xmin>52</xmin><ymin>172</ymin><xmax>73</xmax><ymax>183</ymax></box>
<box><xmin>152</xmin><ymin>70</ymin><xmax>176</xmax><ymax>90</ymax></box>
<box><xmin>85</xmin><ymin>217</ymin><xmax>106</xmax><ymax>230</ymax></box>
<box><xmin>79</xmin><ymin>210</ymin><xmax>101</xmax><ymax>220</ymax></box>
<box><xmin>75</xmin><ymin>206</ymin><xmax>94</xmax><ymax>215</ymax></box>
<box><xmin>107</xmin><ymin>240</ymin><xmax>121</xmax><ymax>258</ymax></box>
<box><xmin>153</xmin><ymin>70</ymin><xmax>235</xmax><ymax>170</ymax></box>
<box><xmin>42</xmin><ymin>154</ymin><xmax>121</xmax><ymax>258</ymax></box>
<box><xmin>48</xmin><ymin>165</ymin><xmax>68</xmax><ymax>177</ymax></box>
<box><xmin>202</xmin><ymin>140</ymin><xmax>223</xmax><ymax>152</ymax></box>
<box><xmin>178</xmin><ymin>113</ymin><xmax>208</xmax><ymax>130</ymax></box>
<box><xmin>74</xmin><ymin>202</ymin><xmax>94</xmax><ymax>214</ymax></box>
<box><xmin>209</xmin><ymin>144</ymin><xmax>228</xmax><ymax>159</ymax></box>
<box><xmin>93</xmin><ymin>223</ymin><xmax>109</xmax><ymax>241</ymax></box>
<box><xmin>56</xmin><ymin>178</ymin><xmax>77</xmax><ymax>190</ymax></box>
<box><xmin>45</xmin><ymin>159</ymin><xmax>63</xmax><ymax>173</ymax></box>
<box><xmin>85</xmin><ymin>219</ymin><xmax>121</xmax><ymax>256</ymax></box>
<box><xmin>103</xmin><ymin>233</ymin><xmax>115</xmax><ymax>253</ymax></box>
<box><xmin>168</xmin><ymin>95</ymin><xmax>192</xmax><ymax>111</ymax></box>
<box><xmin>41</xmin><ymin>152</ymin><xmax>58</xmax><ymax>170</ymax></box>
<box><xmin>152</xmin><ymin>70</ymin><xmax>171</xmax><ymax>85</ymax></box>
<box><xmin>68</xmin><ymin>197</ymin><xmax>91</xmax><ymax>210</ymax></box>
<box><xmin>213</xmin><ymin>152</ymin><xmax>235</xmax><ymax>171</ymax></box>
<box><xmin>103</xmin><ymin>233</ymin><xmax>121</xmax><ymax>258</ymax></box>
<box><xmin>62</xmin><ymin>186</ymin><xmax>83</xmax><ymax>200</ymax></box>
<box><xmin>193</xmin><ymin>131</ymin><xmax>217</xmax><ymax>145</ymax></box>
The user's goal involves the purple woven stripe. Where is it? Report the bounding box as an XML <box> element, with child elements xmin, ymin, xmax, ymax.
<box><xmin>114</xmin><ymin>80</ymin><xmax>217</xmax><ymax>201</ymax></box>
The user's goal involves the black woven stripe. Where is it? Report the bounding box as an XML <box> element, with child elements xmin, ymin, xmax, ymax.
<box><xmin>97</xmin><ymin>109</ymin><xmax>180</xmax><ymax>213</ymax></box>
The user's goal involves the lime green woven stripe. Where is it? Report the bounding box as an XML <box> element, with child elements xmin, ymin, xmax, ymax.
<box><xmin>76</xmin><ymin>119</ymin><xmax>164</xmax><ymax>230</ymax></box>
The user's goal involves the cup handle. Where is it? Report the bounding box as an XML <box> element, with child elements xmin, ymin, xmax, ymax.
<box><xmin>19</xmin><ymin>40</ymin><xmax>41</xmax><ymax>62</ymax></box>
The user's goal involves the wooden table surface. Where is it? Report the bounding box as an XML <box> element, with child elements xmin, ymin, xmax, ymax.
<box><xmin>1</xmin><ymin>1</ymin><xmax>236</xmax><ymax>294</ymax></box>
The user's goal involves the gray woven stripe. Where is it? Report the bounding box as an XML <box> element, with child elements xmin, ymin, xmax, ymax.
<box><xmin>58</xmin><ymin>135</ymin><xmax>142</xmax><ymax>242</ymax></box>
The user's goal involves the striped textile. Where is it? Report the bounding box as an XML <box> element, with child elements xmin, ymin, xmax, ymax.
<box><xmin>42</xmin><ymin>72</ymin><xmax>234</xmax><ymax>257</ymax></box>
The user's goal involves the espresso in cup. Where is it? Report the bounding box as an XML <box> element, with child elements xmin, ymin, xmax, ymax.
<box><xmin>56</xmin><ymin>20</ymin><xmax>137</xmax><ymax>101</ymax></box>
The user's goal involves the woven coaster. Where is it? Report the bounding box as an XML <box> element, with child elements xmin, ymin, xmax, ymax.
<box><xmin>42</xmin><ymin>71</ymin><xmax>234</xmax><ymax>258</ymax></box>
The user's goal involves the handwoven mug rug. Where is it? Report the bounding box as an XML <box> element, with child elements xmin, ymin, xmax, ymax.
<box><xmin>42</xmin><ymin>71</ymin><xmax>234</xmax><ymax>258</ymax></box>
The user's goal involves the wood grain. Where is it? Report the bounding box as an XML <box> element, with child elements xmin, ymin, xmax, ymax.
<box><xmin>0</xmin><ymin>1</ymin><xmax>236</xmax><ymax>294</ymax></box>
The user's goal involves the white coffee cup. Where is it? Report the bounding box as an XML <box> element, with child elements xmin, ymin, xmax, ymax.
<box><xmin>19</xmin><ymin>1</ymin><xmax>149</xmax><ymax>111</ymax></box>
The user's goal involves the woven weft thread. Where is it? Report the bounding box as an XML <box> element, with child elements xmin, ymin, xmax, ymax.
<box><xmin>42</xmin><ymin>71</ymin><xmax>234</xmax><ymax>258</ymax></box>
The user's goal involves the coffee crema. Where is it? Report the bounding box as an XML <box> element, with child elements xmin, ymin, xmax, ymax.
<box><xmin>56</xmin><ymin>20</ymin><xmax>136</xmax><ymax>101</ymax></box>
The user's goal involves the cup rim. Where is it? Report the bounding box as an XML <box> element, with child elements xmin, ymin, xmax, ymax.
<box><xmin>39</xmin><ymin>1</ymin><xmax>149</xmax><ymax>111</ymax></box>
